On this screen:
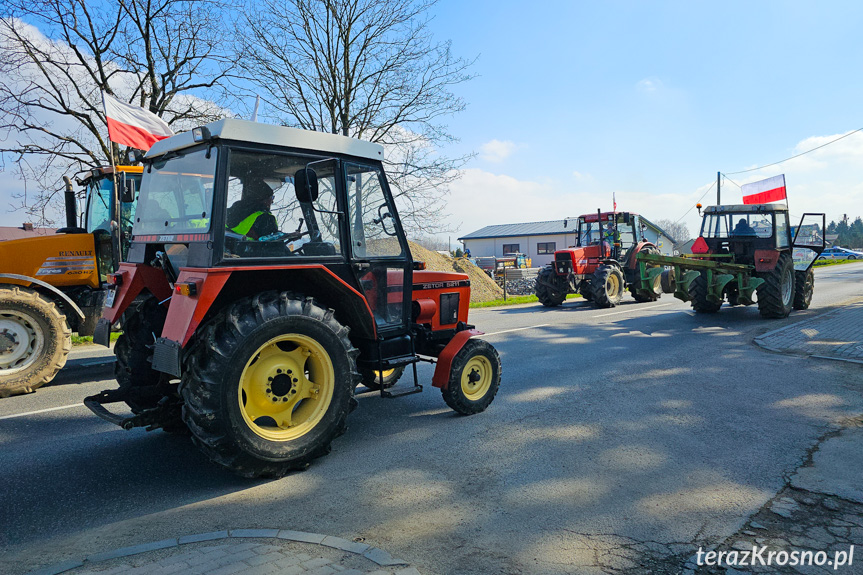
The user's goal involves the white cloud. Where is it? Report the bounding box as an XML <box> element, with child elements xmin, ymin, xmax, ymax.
<box><xmin>480</xmin><ymin>139</ymin><xmax>517</xmax><ymax>163</ymax></box>
<box><xmin>636</xmin><ymin>77</ymin><xmax>663</xmax><ymax>93</ymax></box>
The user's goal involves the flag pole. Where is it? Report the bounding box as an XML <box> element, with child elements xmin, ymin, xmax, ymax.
<box><xmin>102</xmin><ymin>91</ymin><xmax>122</xmax><ymax>269</ymax></box>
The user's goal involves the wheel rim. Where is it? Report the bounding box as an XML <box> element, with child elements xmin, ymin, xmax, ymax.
<box><xmin>781</xmin><ymin>267</ymin><xmax>793</xmax><ymax>306</ymax></box>
<box><xmin>238</xmin><ymin>333</ymin><xmax>334</xmax><ymax>442</ymax></box>
<box><xmin>0</xmin><ymin>310</ymin><xmax>44</xmax><ymax>372</ymax></box>
<box><xmin>606</xmin><ymin>273</ymin><xmax>621</xmax><ymax>297</ymax></box>
<box><xmin>461</xmin><ymin>355</ymin><xmax>493</xmax><ymax>401</ymax></box>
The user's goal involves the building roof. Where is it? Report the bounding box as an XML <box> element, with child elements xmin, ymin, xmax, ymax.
<box><xmin>459</xmin><ymin>216</ymin><xmax>674</xmax><ymax>241</ymax></box>
<box><xmin>0</xmin><ymin>225</ymin><xmax>57</xmax><ymax>241</ymax></box>
<box><xmin>147</xmin><ymin>118</ymin><xmax>384</xmax><ymax>162</ymax></box>
<box><xmin>458</xmin><ymin>219</ymin><xmax>579</xmax><ymax>240</ymax></box>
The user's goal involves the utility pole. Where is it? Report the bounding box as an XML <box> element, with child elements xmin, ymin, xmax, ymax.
<box><xmin>717</xmin><ymin>171</ymin><xmax>721</xmax><ymax>205</ymax></box>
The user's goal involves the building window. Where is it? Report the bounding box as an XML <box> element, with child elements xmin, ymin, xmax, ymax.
<box><xmin>502</xmin><ymin>243</ymin><xmax>519</xmax><ymax>254</ymax></box>
<box><xmin>536</xmin><ymin>242</ymin><xmax>556</xmax><ymax>254</ymax></box>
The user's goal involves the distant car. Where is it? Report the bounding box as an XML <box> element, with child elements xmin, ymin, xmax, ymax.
<box><xmin>818</xmin><ymin>246</ymin><xmax>863</xmax><ymax>260</ymax></box>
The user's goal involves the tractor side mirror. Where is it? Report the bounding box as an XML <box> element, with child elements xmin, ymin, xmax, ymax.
<box><xmin>294</xmin><ymin>168</ymin><xmax>319</xmax><ymax>203</ymax></box>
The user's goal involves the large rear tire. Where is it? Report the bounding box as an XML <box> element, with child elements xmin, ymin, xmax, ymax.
<box><xmin>0</xmin><ymin>286</ymin><xmax>70</xmax><ymax>398</ymax></box>
<box><xmin>591</xmin><ymin>265</ymin><xmax>624</xmax><ymax>308</ymax></box>
<box><xmin>535</xmin><ymin>266</ymin><xmax>567</xmax><ymax>307</ymax></box>
<box><xmin>757</xmin><ymin>252</ymin><xmax>795</xmax><ymax>319</ymax></box>
<box><xmin>793</xmin><ymin>268</ymin><xmax>814</xmax><ymax>310</ymax></box>
<box><xmin>114</xmin><ymin>296</ymin><xmax>171</xmax><ymax>412</ymax></box>
<box><xmin>359</xmin><ymin>366</ymin><xmax>405</xmax><ymax>391</ymax></box>
<box><xmin>181</xmin><ymin>291</ymin><xmax>359</xmax><ymax>478</ymax></box>
<box><xmin>689</xmin><ymin>271</ymin><xmax>722</xmax><ymax>313</ymax></box>
<box><xmin>441</xmin><ymin>339</ymin><xmax>501</xmax><ymax>415</ymax></box>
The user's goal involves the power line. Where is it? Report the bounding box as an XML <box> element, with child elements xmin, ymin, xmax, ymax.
<box><xmin>672</xmin><ymin>180</ymin><xmax>715</xmax><ymax>226</ymax></box>
<box><xmin>725</xmin><ymin>127</ymin><xmax>863</xmax><ymax>175</ymax></box>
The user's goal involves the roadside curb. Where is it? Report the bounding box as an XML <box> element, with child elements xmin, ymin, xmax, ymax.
<box><xmin>25</xmin><ymin>529</ymin><xmax>412</xmax><ymax>575</ymax></box>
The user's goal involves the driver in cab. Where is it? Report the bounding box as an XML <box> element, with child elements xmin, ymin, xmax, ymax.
<box><xmin>227</xmin><ymin>179</ymin><xmax>279</xmax><ymax>240</ymax></box>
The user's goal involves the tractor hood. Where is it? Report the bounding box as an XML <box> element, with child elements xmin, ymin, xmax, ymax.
<box><xmin>0</xmin><ymin>233</ymin><xmax>100</xmax><ymax>289</ymax></box>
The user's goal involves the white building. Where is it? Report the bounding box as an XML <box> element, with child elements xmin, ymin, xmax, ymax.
<box><xmin>458</xmin><ymin>216</ymin><xmax>676</xmax><ymax>267</ymax></box>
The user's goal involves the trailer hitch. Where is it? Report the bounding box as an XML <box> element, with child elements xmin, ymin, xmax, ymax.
<box><xmin>84</xmin><ymin>388</ymin><xmax>182</xmax><ymax>432</ymax></box>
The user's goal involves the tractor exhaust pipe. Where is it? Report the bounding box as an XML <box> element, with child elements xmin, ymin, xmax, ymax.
<box><xmin>62</xmin><ymin>176</ymin><xmax>77</xmax><ymax>229</ymax></box>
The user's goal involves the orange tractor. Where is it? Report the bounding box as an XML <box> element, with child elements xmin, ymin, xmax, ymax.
<box><xmin>535</xmin><ymin>211</ymin><xmax>663</xmax><ymax>308</ymax></box>
<box><xmin>87</xmin><ymin>120</ymin><xmax>501</xmax><ymax>477</ymax></box>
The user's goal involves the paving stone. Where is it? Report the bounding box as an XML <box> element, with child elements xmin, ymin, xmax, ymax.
<box><xmin>823</xmin><ymin>498</ymin><xmax>842</xmax><ymax>511</ymax></box>
<box><xmin>394</xmin><ymin>568</ymin><xmax>422</xmax><ymax>575</ymax></box>
<box><xmin>243</xmin><ymin>552</ymin><xmax>284</xmax><ymax>567</ymax></box>
<box><xmin>302</xmin><ymin>557</ymin><xmax>333</xmax><ymax>569</ymax></box>
<box><xmin>87</xmin><ymin>539</ymin><xmax>178</xmax><ymax>562</ymax></box>
<box><xmin>305</xmin><ymin>566</ymin><xmax>337</xmax><ymax>575</ymax></box>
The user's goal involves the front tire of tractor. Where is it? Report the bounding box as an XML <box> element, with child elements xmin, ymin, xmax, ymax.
<box><xmin>359</xmin><ymin>366</ymin><xmax>405</xmax><ymax>391</ymax></box>
<box><xmin>591</xmin><ymin>265</ymin><xmax>624</xmax><ymax>308</ymax></box>
<box><xmin>0</xmin><ymin>286</ymin><xmax>71</xmax><ymax>398</ymax></box>
<box><xmin>757</xmin><ymin>252</ymin><xmax>795</xmax><ymax>319</ymax></box>
<box><xmin>689</xmin><ymin>271</ymin><xmax>722</xmax><ymax>313</ymax></box>
<box><xmin>181</xmin><ymin>292</ymin><xmax>359</xmax><ymax>478</ymax></box>
<box><xmin>535</xmin><ymin>266</ymin><xmax>567</xmax><ymax>307</ymax></box>
<box><xmin>793</xmin><ymin>268</ymin><xmax>814</xmax><ymax>310</ymax></box>
<box><xmin>630</xmin><ymin>246</ymin><xmax>662</xmax><ymax>303</ymax></box>
<box><xmin>441</xmin><ymin>339</ymin><xmax>501</xmax><ymax>415</ymax></box>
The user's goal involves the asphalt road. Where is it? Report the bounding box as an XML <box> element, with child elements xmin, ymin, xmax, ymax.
<box><xmin>2</xmin><ymin>263</ymin><xmax>862</xmax><ymax>574</ymax></box>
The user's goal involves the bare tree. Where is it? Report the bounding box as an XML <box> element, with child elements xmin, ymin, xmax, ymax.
<box><xmin>0</xmin><ymin>0</ymin><xmax>232</xmax><ymax>225</ymax></box>
<box><xmin>654</xmin><ymin>219</ymin><xmax>691</xmax><ymax>243</ymax></box>
<box><xmin>234</xmin><ymin>0</ymin><xmax>474</xmax><ymax>233</ymax></box>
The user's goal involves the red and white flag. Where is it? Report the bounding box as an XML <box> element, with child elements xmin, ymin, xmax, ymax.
<box><xmin>102</xmin><ymin>92</ymin><xmax>174</xmax><ymax>151</ymax></box>
<box><xmin>742</xmin><ymin>174</ymin><xmax>786</xmax><ymax>205</ymax></box>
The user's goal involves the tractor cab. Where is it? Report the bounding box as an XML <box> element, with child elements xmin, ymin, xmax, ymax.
<box><xmin>576</xmin><ymin>212</ymin><xmax>643</xmax><ymax>262</ymax></box>
<box><xmin>696</xmin><ymin>204</ymin><xmax>825</xmax><ymax>271</ymax></box>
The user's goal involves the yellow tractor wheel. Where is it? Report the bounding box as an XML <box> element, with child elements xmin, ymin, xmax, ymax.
<box><xmin>441</xmin><ymin>339</ymin><xmax>501</xmax><ymax>415</ymax></box>
<box><xmin>181</xmin><ymin>292</ymin><xmax>359</xmax><ymax>478</ymax></box>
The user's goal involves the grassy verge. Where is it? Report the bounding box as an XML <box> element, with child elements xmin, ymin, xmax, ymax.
<box><xmin>470</xmin><ymin>293</ymin><xmax>581</xmax><ymax>308</ymax></box>
<box><xmin>812</xmin><ymin>259</ymin><xmax>862</xmax><ymax>267</ymax></box>
<box><xmin>71</xmin><ymin>332</ymin><xmax>121</xmax><ymax>346</ymax></box>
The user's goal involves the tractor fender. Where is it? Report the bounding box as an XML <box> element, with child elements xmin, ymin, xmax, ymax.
<box><xmin>627</xmin><ymin>242</ymin><xmax>658</xmax><ymax>269</ymax></box>
<box><xmin>93</xmin><ymin>263</ymin><xmax>173</xmax><ymax>347</ymax></box>
<box><xmin>754</xmin><ymin>249</ymin><xmax>781</xmax><ymax>272</ymax></box>
<box><xmin>0</xmin><ymin>273</ymin><xmax>85</xmax><ymax>319</ymax></box>
<box><xmin>431</xmin><ymin>329</ymin><xmax>484</xmax><ymax>389</ymax></box>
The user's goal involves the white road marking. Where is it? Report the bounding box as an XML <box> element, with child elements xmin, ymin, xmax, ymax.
<box><xmin>0</xmin><ymin>403</ymin><xmax>81</xmax><ymax>420</ymax></box>
<box><xmin>481</xmin><ymin>324</ymin><xmax>550</xmax><ymax>337</ymax></box>
<box><xmin>593</xmin><ymin>303</ymin><xmax>674</xmax><ymax>318</ymax></box>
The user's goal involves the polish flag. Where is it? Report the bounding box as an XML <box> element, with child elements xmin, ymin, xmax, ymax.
<box><xmin>102</xmin><ymin>92</ymin><xmax>174</xmax><ymax>150</ymax></box>
<box><xmin>742</xmin><ymin>174</ymin><xmax>787</xmax><ymax>205</ymax></box>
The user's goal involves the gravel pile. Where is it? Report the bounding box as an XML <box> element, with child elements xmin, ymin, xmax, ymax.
<box><xmin>408</xmin><ymin>242</ymin><xmax>504</xmax><ymax>303</ymax></box>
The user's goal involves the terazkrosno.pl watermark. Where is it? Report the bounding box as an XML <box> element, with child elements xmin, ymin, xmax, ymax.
<box><xmin>696</xmin><ymin>545</ymin><xmax>855</xmax><ymax>570</ymax></box>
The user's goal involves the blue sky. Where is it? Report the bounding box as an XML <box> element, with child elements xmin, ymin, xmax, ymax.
<box><xmin>427</xmin><ymin>0</ymin><xmax>863</xmax><ymax>239</ymax></box>
<box><xmin>2</xmin><ymin>1</ymin><xmax>862</xmax><ymax>239</ymax></box>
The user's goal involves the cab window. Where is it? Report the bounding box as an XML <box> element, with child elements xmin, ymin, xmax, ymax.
<box><xmin>222</xmin><ymin>150</ymin><xmax>341</xmax><ymax>259</ymax></box>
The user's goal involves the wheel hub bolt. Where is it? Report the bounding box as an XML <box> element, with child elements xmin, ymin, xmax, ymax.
<box><xmin>468</xmin><ymin>370</ymin><xmax>481</xmax><ymax>383</ymax></box>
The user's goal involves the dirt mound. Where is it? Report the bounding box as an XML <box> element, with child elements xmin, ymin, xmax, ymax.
<box><xmin>408</xmin><ymin>241</ymin><xmax>503</xmax><ymax>303</ymax></box>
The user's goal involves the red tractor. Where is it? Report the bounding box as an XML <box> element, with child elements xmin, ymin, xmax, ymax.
<box><xmin>534</xmin><ymin>211</ymin><xmax>663</xmax><ymax>308</ymax></box>
<box><xmin>86</xmin><ymin>120</ymin><xmax>501</xmax><ymax>477</ymax></box>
